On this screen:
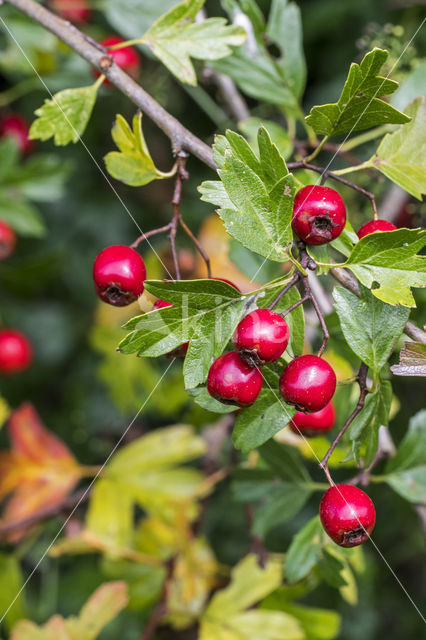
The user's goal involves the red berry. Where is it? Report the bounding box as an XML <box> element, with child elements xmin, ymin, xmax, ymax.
<box><xmin>290</xmin><ymin>401</ymin><xmax>336</xmax><ymax>437</ymax></box>
<box><xmin>233</xmin><ymin>309</ymin><xmax>289</xmax><ymax>365</ymax></box>
<box><xmin>0</xmin><ymin>329</ymin><xmax>33</xmax><ymax>375</ymax></box>
<box><xmin>207</xmin><ymin>351</ymin><xmax>263</xmax><ymax>407</ymax></box>
<box><xmin>292</xmin><ymin>185</ymin><xmax>346</xmax><ymax>245</ymax></box>
<box><xmin>357</xmin><ymin>220</ymin><xmax>397</xmax><ymax>239</ymax></box>
<box><xmin>0</xmin><ymin>221</ymin><xmax>16</xmax><ymax>261</ymax></box>
<box><xmin>94</xmin><ymin>36</ymin><xmax>140</xmax><ymax>83</ymax></box>
<box><xmin>93</xmin><ymin>245</ymin><xmax>146</xmax><ymax>306</ymax></box>
<box><xmin>279</xmin><ymin>354</ymin><xmax>336</xmax><ymax>412</ymax></box>
<box><xmin>0</xmin><ymin>114</ymin><xmax>34</xmax><ymax>155</ymax></box>
<box><xmin>152</xmin><ymin>299</ymin><xmax>188</xmax><ymax>357</ymax></box>
<box><xmin>320</xmin><ymin>484</ymin><xmax>376</xmax><ymax>547</ymax></box>
<box><xmin>52</xmin><ymin>0</ymin><xmax>91</xmax><ymax>23</ymax></box>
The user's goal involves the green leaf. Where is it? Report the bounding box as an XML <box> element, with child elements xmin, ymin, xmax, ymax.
<box><xmin>199</xmin><ymin>128</ymin><xmax>296</xmax><ymax>262</ymax></box>
<box><xmin>239</xmin><ymin>118</ymin><xmax>292</xmax><ymax>160</ymax></box>
<box><xmin>105</xmin><ymin>113</ymin><xmax>174</xmax><ymax>186</ymax></box>
<box><xmin>370</xmin><ymin>97</ymin><xmax>426</xmax><ymax>199</ymax></box>
<box><xmin>305</xmin><ymin>48</ymin><xmax>410</xmax><ymax>137</ymax></box>
<box><xmin>385</xmin><ymin>466</ymin><xmax>426</xmax><ymax>503</ymax></box>
<box><xmin>232</xmin><ymin>468</ymin><xmax>276</xmax><ymax>502</ymax></box>
<box><xmin>258</xmin><ymin>439</ymin><xmax>310</xmax><ymax>483</ymax></box>
<box><xmin>349</xmin><ymin>381</ymin><xmax>392</xmax><ymax>465</ymax></box>
<box><xmin>342</xmin><ymin>228</ymin><xmax>426</xmax><ymax>307</ymax></box>
<box><xmin>0</xmin><ymin>553</ymin><xmax>26</xmax><ymax>629</ymax></box>
<box><xmin>262</xmin><ymin>286</ymin><xmax>305</xmax><ymax>358</ymax></box>
<box><xmin>189</xmin><ymin>386</ymin><xmax>239</xmax><ymax>413</ymax></box>
<box><xmin>333</xmin><ymin>286</ymin><xmax>409</xmax><ymax>372</ymax></box>
<box><xmin>86</xmin><ymin>478</ymin><xmax>134</xmax><ymax>549</ymax></box>
<box><xmin>85</xmin><ymin>427</ymin><xmax>206</xmax><ymax>546</ymax></box>
<box><xmin>285</xmin><ymin>516</ymin><xmax>323</xmax><ymax>583</ymax></box>
<box><xmin>29</xmin><ymin>82</ymin><xmax>100</xmax><ymax>146</ymax></box>
<box><xmin>391</xmin><ymin>61</ymin><xmax>426</xmax><ymax>111</ymax></box>
<box><xmin>145</xmin><ymin>277</ymin><xmax>242</xmax><ymax>310</ymax></box>
<box><xmin>233</xmin><ymin>390</ymin><xmax>296</xmax><ymax>453</ymax></box>
<box><xmin>0</xmin><ymin>191</ymin><xmax>46</xmax><ymax>236</ymax></box>
<box><xmin>200</xmin><ymin>554</ymin><xmax>304</xmax><ymax>640</ymax></box>
<box><xmin>252</xmin><ymin>484</ymin><xmax>312</xmax><ymax>537</ymax></box>
<box><xmin>386</xmin><ymin>410</ymin><xmax>426</xmax><ymax>473</ymax></box>
<box><xmin>5</xmin><ymin>155</ymin><xmax>72</xmax><ymax>202</ymax></box>
<box><xmin>104</xmin><ymin>0</ymin><xmax>178</xmax><ymax>42</ymax></box>
<box><xmin>141</xmin><ymin>0</ymin><xmax>246</xmax><ymax>86</ymax></box>
<box><xmin>261</xmin><ymin>596</ymin><xmax>341</xmax><ymax>640</ymax></box>
<box><xmin>390</xmin><ymin>342</ymin><xmax>426</xmax><ymax>377</ymax></box>
<box><xmin>267</xmin><ymin>0</ymin><xmax>306</xmax><ymax>99</ymax></box>
<box><xmin>77</xmin><ymin>582</ymin><xmax>129</xmax><ymax>639</ymax></box>
<box><xmin>316</xmin><ymin>548</ymin><xmax>348</xmax><ymax>588</ymax></box>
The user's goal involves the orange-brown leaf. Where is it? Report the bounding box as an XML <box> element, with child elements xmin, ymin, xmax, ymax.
<box><xmin>0</xmin><ymin>404</ymin><xmax>81</xmax><ymax>542</ymax></box>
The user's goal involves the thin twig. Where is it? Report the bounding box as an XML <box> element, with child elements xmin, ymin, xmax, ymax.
<box><xmin>130</xmin><ymin>224</ymin><xmax>172</xmax><ymax>249</ymax></box>
<box><xmin>179</xmin><ymin>217</ymin><xmax>211</xmax><ymax>278</ymax></box>
<box><xmin>319</xmin><ymin>363</ymin><xmax>369</xmax><ymax>473</ymax></box>
<box><xmin>169</xmin><ymin>155</ymin><xmax>189</xmax><ymax>280</ymax></box>
<box><xmin>268</xmin><ymin>273</ymin><xmax>301</xmax><ymax>310</ymax></box>
<box><xmin>281</xmin><ymin>295</ymin><xmax>309</xmax><ymax>317</ymax></box>
<box><xmin>288</xmin><ymin>161</ymin><xmax>378</xmax><ymax>219</ymax></box>
<box><xmin>4</xmin><ymin>0</ymin><xmax>216</xmax><ymax>169</ymax></box>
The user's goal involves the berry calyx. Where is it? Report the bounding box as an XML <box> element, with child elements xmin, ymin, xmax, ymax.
<box><xmin>0</xmin><ymin>221</ymin><xmax>17</xmax><ymax>261</ymax></box>
<box><xmin>233</xmin><ymin>309</ymin><xmax>289</xmax><ymax>365</ymax></box>
<box><xmin>52</xmin><ymin>0</ymin><xmax>91</xmax><ymax>23</ymax></box>
<box><xmin>320</xmin><ymin>484</ymin><xmax>376</xmax><ymax>547</ymax></box>
<box><xmin>290</xmin><ymin>401</ymin><xmax>336</xmax><ymax>437</ymax></box>
<box><xmin>279</xmin><ymin>354</ymin><xmax>336</xmax><ymax>412</ymax></box>
<box><xmin>0</xmin><ymin>329</ymin><xmax>33</xmax><ymax>375</ymax></box>
<box><xmin>95</xmin><ymin>36</ymin><xmax>140</xmax><ymax>83</ymax></box>
<box><xmin>207</xmin><ymin>351</ymin><xmax>263</xmax><ymax>407</ymax></box>
<box><xmin>357</xmin><ymin>220</ymin><xmax>397</xmax><ymax>239</ymax></box>
<box><xmin>0</xmin><ymin>114</ymin><xmax>34</xmax><ymax>155</ymax></box>
<box><xmin>292</xmin><ymin>185</ymin><xmax>346</xmax><ymax>245</ymax></box>
<box><xmin>93</xmin><ymin>245</ymin><xmax>146</xmax><ymax>306</ymax></box>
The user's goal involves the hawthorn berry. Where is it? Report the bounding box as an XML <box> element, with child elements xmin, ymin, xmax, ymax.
<box><xmin>357</xmin><ymin>219</ymin><xmax>397</xmax><ymax>239</ymax></box>
<box><xmin>0</xmin><ymin>114</ymin><xmax>33</xmax><ymax>155</ymax></box>
<box><xmin>320</xmin><ymin>484</ymin><xmax>376</xmax><ymax>547</ymax></box>
<box><xmin>279</xmin><ymin>354</ymin><xmax>336</xmax><ymax>412</ymax></box>
<box><xmin>52</xmin><ymin>0</ymin><xmax>91</xmax><ymax>23</ymax></box>
<box><xmin>290</xmin><ymin>401</ymin><xmax>336</xmax><ymax>437</ymax></box>
<box><xmin>0</xmin><ymin>221</ymin><xmax>16</xmax><ymax>261</ymax></box>
<box><xmin>233</xmin><ymin>309</ymin><xmax>289</xmax><ymax>365</ymax></box>
<box><xmin>292</xmin><ymin>185</ymin><xmax>346</xmax><ymax>245</ymax></box>
<box><xmin>0</xmin><ymin>329</ymin><xmax>33</xmax><ymax>375</ymax></box>
<box><xmin>93</xmin><ymin>245</ymin><xmax>146</xmax><ymax>306</ymax></box>
<box><xmin>95</xmin><ymin>36</ymin><xmax>140</xmax><ymax>83</ymax></box>
<box><xmin>207</xmin><ymin>351</ymin><xmax>263</xmax><ymax>407</ymax></box>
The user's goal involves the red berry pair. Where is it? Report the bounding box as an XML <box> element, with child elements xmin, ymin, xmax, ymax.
<box><xmin>207</xmin><ymin>309</ymin><xmax>290</xmax><ymax>407</ymax></box>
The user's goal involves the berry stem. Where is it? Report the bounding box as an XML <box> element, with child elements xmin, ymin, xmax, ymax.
<box><xmin>280</xmin><ymin>295</ymin><xmax>310</xmax><ymax>317</ymax></box>
<box><xmin>319</xmin><ymin>362</ymin><xmax>369</xmax><ymax>474</ymax></box>
<box><xmin>130</xmin><ymin>224</ymin><xmax>172</xmax><ymax>249</ymax></box>
<box><xmin>288</xmin><ymin>162</ymin><xmax>378</xmax><ymax>220</ymax></box>
<box><xmin>268</xmin><ymin>273</ymin><xmax>301</xmax><ymax>310</ymax></box>
<box><xmin>303</xmin><ymin>134</ymin><xmax>329</xmax><ymax>163</ymax></box>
